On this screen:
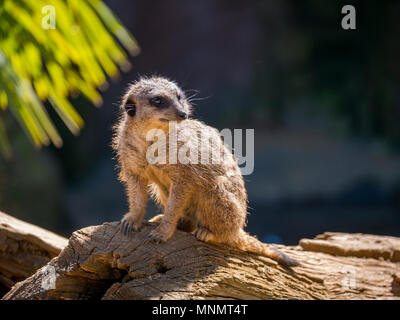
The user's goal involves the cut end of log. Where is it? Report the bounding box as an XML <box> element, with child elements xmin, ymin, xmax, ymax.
<box><xmin>0</xmin><ymin>211</ymin><xmax>68</xmax><ymax>296</ymax></box>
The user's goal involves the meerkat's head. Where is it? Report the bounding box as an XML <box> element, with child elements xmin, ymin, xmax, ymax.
<box><xmin>121</xmin><ymin>76</ymin><xmax>192</xmax><ymax>127</ymax></box>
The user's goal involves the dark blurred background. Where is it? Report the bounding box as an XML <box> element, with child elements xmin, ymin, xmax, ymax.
<box><xmin>1</xmin><ymin>0</ymin><xmax>400</xmax><ymax>245</ymax></box>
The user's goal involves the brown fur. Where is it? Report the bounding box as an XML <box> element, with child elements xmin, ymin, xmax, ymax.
<box><xmin>112</xmin><ymin>76</ymin><xmax>300</xmax><ymax>267</ymax></box>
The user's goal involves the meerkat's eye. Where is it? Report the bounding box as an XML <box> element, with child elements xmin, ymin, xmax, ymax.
<box><xmin>177</xmin><ymin>93</ymin><xmax>182</xmax><ymax>100</ymax></box>
<box><xmin>150</xmin><ymin>96</ymin><xmax>167</xmax><ymax>107</ymax></box>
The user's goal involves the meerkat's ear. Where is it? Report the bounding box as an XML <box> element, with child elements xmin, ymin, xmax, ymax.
<box><xmin>124</xmin><ymin>98</ymin><xmax>136</xmax><ymax>117</ymax></box>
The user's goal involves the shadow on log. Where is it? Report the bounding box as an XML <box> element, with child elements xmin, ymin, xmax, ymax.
<box><xmin>1</xmin><ymin>216</ymin><xmax>399</xmax><ymax>300</ymax></box>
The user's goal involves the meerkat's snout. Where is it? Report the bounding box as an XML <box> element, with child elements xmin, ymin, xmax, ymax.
<box><xmin>176</xmin><ymin>110</ymin><xmax>188</xmax><ymax>120</ymax></box>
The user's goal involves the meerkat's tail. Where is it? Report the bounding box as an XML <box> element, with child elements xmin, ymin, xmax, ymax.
<box><xmin>235</xmin><ymin>230</ymin><xmax>301</xmax><ymax>267</ymax></box>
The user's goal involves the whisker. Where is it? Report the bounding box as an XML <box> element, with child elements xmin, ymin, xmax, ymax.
<box><xmin>186</xmin><ymin>93</ymin><xmax>199</xmax><ymax>100</ymax></box>
<box><xmin>185</xmin><ymin>89</ymin><xmax>200</xmax><ymax>94</ymax></box>
<box><xmin>188</xmin><ymin>95</ymin><xmax>212</xmax><ymax>102</ymax></box>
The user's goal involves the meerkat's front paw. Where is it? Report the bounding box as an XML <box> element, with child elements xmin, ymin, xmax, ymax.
<box><xmin>120</xmin><ymin>212</ymin><xmax>142</xmax><ymax>236</ymax></box>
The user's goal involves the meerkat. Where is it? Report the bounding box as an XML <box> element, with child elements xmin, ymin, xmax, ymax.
<box><xmin>112</xmin><ymin>76</ymin><xmax>300</xmax><ymax>267</ymax></box>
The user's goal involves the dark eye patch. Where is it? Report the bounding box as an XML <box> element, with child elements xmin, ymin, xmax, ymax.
<box><xmin>149</xmin><ymin>96</ymin><xmax>168</xmax><ymax>108</ymax></box>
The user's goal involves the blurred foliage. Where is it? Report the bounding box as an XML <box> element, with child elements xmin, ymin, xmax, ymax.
<box><xmin>0</xmin><ymin>0</ymin><xmax>139</xmax><ymax>157</ymax></box>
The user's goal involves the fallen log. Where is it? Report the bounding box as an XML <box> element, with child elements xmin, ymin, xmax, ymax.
<box><xmin>2</xmin><ymin>220</ymin><xmax>399</xmax><ymax>300</ymax></box>
<box><xmin>0</xmin><ymin>211</ymin><xmax>68</xmax><ymax>296</ymax></box>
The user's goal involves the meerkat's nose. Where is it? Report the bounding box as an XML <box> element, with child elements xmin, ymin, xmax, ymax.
<box><xmin>177</xmin><ymin>111</ymin><xmax>188</xmax><ymax>120</ymax></box>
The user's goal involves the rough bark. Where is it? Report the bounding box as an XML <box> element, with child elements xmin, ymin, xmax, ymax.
<box><xmin>0</xmin><ymin>211</ymin><xmax>68</xmax><ymax>296</ymax></box>
<box><xmin>2</xmin><ymin>219</ymin><xmax>399</xmax><ymax>300</ymax></box>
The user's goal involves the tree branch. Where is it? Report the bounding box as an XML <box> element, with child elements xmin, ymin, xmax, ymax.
<box><xmin>1</xmin><ymin>218</ymin><xmax>399</xmax><ymax>300</ymax></box>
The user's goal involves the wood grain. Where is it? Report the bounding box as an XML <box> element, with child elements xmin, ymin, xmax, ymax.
<box><xmin>2</xmin><ymin>219</ymin><xmax>399</xmax><ymax>300</ymax></box>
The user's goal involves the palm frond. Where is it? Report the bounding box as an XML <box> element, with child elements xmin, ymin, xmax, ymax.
<box><xmin>0</xmin><ymin>0</ymin><xmax>139</xmax><ymax>157</ymax></box>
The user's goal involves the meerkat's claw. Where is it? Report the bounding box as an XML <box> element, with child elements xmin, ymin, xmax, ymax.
<box><xmin>121</xmin><ymin>213</ymin><xmax>143</xmax><ymax>236</ymax></box>
<box><xmin>120</xmin><ymin>219</ymin><xmax>135</xmax><ymax>236</ymax></box>
<box><xmin>120</xmin><ymin>220</ymin><xmax>127</xmax><ymax>235</ymax></box>
<box><xmin>143</xmin><ymin>233</ymin><xmax>163</xmax><ymax>244</ymax></box>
